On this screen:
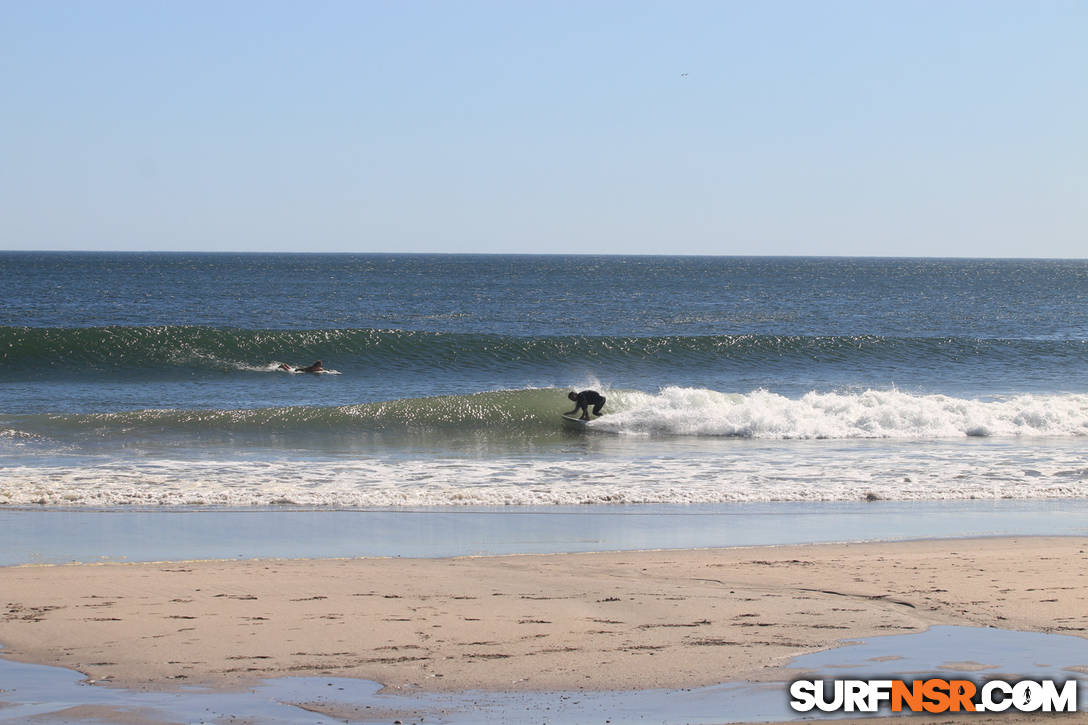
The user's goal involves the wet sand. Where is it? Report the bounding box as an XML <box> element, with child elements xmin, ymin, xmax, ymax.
<box><xmin>2</xmin><ymin>536</ymin><xmax>1088</xmax><ymax>697</ymax></box>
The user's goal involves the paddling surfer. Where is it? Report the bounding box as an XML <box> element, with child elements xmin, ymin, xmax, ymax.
<box><xmin>279</xmin><ymin>360</ymin><xmax>324</xmax><ymax>373</ymax></box>
<box><xmin>565</xmin><ymin>390</ymin><xmax>606</xmax><ymax>420</ymax></box>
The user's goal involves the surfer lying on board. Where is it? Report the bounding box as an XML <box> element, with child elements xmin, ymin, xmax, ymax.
<box><xmin>278</xmin><ymin>360</ymin><xmax>325</xmax><ymax>373</ymax></box>
<box><xmin>565</xmin><ymin>390</ymin><xmax>606</xmax><ymax>420</ymax></box>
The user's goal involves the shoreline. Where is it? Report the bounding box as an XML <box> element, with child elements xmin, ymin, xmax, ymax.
<box><xmin>4</xmin><ymin>498</ymin><xmax>1088</xmax><ymax>566</ymax></box>
<box><xmin>3</xmin><ymin>536</ymin><xmax>1088</xmax><ymax>696</ymax></box>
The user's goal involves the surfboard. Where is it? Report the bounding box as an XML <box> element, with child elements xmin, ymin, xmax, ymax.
<box><xmin>561</xmin><ymin>415</ymin><xmax>591</xmax><ymax>428</ymax></box>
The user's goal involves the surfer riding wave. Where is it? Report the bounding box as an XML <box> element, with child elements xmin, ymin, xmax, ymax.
<box><xmin>565</xmin><ymin>390</ymin><xmax>606</xmax><ymax>420</ymax></box>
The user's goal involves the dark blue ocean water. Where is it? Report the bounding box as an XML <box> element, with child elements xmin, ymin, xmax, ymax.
<box><xmin>7</xmin><ymin>253</ymin><xmax>1087</xmax><ymax>337</ymax></box>
<box><xmin>4</xmin><ymin>253</ymin><xmax>1087</xmax><ymax>410</ymax></box>
<box><xmin>1</xmin><ymin>253</ymin><xmax>1086</xmax><ymax>507</ymax></box>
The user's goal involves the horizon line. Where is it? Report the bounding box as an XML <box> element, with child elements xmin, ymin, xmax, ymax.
<box><xmin>2</xmin><ymin>249</ymin><xmax>1086</xmax><ymax>262</ymax></box>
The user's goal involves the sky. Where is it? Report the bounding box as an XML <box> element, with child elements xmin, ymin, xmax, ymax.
<box><xmin>1</xmin><ymin>0</ymin><xmax>1085</xmax><ymax>257</ymax></box>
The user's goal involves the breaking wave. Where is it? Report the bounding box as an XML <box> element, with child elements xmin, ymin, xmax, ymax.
<box><xmin>3</xmin><ymin>387</ymin><xmax>1087</xmax><ymax>444</ymax></box>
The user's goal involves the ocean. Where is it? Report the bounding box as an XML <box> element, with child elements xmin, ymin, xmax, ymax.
<box><xmin>2</xmin><ymin>252</ymin><xmax>1087</xmax><ymax>509</ymax></box>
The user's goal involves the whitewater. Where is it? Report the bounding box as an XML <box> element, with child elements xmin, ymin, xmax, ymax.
<box><xmin>2</xmin><ymin>386</ymin><xmax>1086</xmax><ymax>507</ymax></box>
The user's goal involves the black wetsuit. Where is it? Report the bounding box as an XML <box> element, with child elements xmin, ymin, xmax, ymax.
<box><xmin>570</xmin><ymin>390</ymin><xmax>606</xmax><ymax>418</ymax></box>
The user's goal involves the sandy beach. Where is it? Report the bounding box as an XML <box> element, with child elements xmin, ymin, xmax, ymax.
<box><xmin>2</xmin><ymin>536</ymin><xmax>1088</xmax><ymax>699</ymax></box>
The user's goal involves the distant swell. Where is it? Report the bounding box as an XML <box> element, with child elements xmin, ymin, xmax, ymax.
<box><xmin>2</xmin><ymin>326</ymin><xmax>1086</xmax><ymax>380</ymax></box>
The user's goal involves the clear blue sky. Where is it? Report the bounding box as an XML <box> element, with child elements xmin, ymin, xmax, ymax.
<box><xmin>2</xmin><ymin>0</ymin><xmax>1085</xmax><ymax>256</ymax></box>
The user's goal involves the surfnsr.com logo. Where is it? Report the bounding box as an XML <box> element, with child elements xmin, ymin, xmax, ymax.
<box><xmin>790</xmin><ymin>678</ymin><xmax>1078</xmax><ymax>714</ymax></box>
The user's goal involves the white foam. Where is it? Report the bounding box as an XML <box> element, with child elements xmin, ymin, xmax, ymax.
<box><xmin>2</xmin><ymin>442</ymin><xmax>1086</xmax><ymax>507</ymax></box>
<box><xmin>4</xmin><ymin>389</ymin><xmax>1085</xmax><ymax>508</ymax></box>
<box><xmin>597</xmin><ymin>387</ymin><xmax>1088</xmax><ymax>439</ymax></box>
